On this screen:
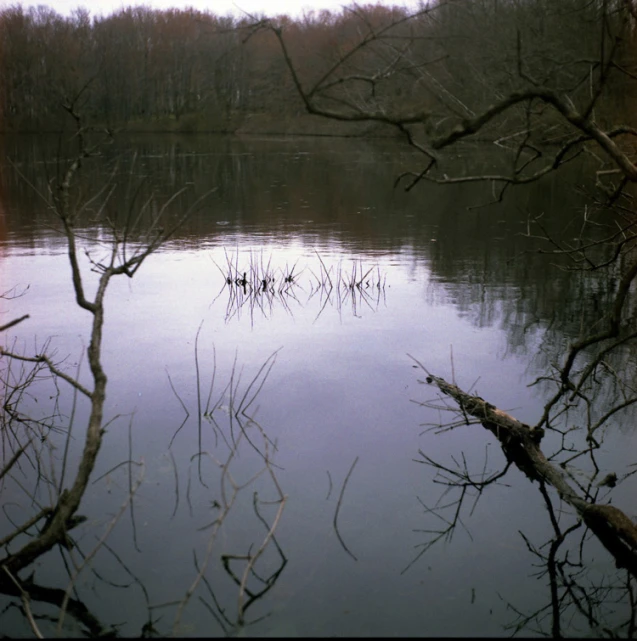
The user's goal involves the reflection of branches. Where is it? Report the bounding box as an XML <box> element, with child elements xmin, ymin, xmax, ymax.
<box><xmin>505</xmin><ymin>486</ymin><xmax>584</xmax><ymax>637</ymax></box>
<box><xmin>0</xmin><ymin>286</ymin><xmax>30</xmax><ymax>332</ymax></box>
<box><xmin>1</xmin><ymin>349</ymin><xmax>93</xmax><ymax>399</ymax></box>
<box><xmin>222</xmin><ymin>491</ymin><xmax>287</xmax><ymax>627</ymax></box>
<box><xmin>56</xmin><ymin>459</ymin><xmax>144</xmax><ymax>634</ymax></box>
<box><xmin>0</xmin><ymin>314</ymin><xmax>30</xmax><ymax>333</ymax></box>
<box><xmin>311</xmin><ymin>259</ymin><xmax>387</xmax><ymax>322</ymax></box>
<box><xmin>101</xmin><ymin>540</ymin><xmax>158</xmax><ymax>637</ymax></box>
<box><xmin>0</xmin><ymin>98</ymin><xmax>212</xmax><ymax>580</ymax></box>
<box><xmin>501</xmin><ymin>482</ymin><xmax>637</xmax><ymax>638</ymax></box>
<box><xmin>169</xmin><ymin>346</ymin><xmax>287</xmax><ymax>636</ymax></box>
<box><xmin>0</xmin><ymin>572</ymin><xmax>115</xmax><ymax>637</ymax></box>
<box><xmin>3</xmin><ymin>567</ymin><xmax>44</xmax><ymax>639</ymax></box>
<box><xmin>521</xmin><ymin>210</ymin><xmax>637</xmax><ymax>273</ymax></box>
<box><xmin>403</xmin><ymin>446</ymin><xmax>510</xmax><ymax>575</ymax></box>
<box><xmin>532</xmin><ymin>256</ymin><xmax>637</xmax><ymax>442</ymax></box>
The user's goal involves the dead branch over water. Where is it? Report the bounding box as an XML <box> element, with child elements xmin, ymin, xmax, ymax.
<box><xmin>418</xmin><ymin>366</ymin><xmax>637</xmax><ymax>580</ymax></box>
<box><xmin>2</xmin><ymin>1</ymin><xmax>637</xmax><ymax>633</ymax></box>
<box><xmin>265</xmin><ymin>6</ymin><xmax>637</xmax><ymax>625</ymax></box>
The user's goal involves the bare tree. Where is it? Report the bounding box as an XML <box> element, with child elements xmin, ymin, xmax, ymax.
<box><xmin>267</xmin><ymin>1</ymin><xmax>637</xmax><ymax>634</ymax></box>
<box><xmin>267</xmin><ymin>1</ymin><xmax>637</xmax><ymax>190</ymax></box>
<box><xmin>0</xmin><ymin>103</ymin><xmax>288</xmax><ymax>636</ymax></box>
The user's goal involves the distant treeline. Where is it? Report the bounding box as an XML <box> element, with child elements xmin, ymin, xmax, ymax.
<box><xmin>0</xmin><ymin>1</ymin><xmax>632</xmax><ymax>134</ymax></box>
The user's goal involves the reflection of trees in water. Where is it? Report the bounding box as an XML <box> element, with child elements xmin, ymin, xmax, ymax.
<box><xmin>167</xmin><ymin>344</ymin><xmax>288</xmax><ymax>636</ymax></box>
<box><xmin>3</xmin><ymin>4</ymin><xmax>637</xmax><ymax>630</ymax></box>
<box><xmin>0</xmin><ymin>134</ymin><xmax>419</xmax><ymax>249</ymax></box>
<box><xmin>408</xmin><ymin>195</ymin><xmax>637</xmax><ymax>634</ymax></box>
<box><xmin>411</xmin><ymin>184</ymin><xmax>637</xmax><ymax>440</ymax></box>
<box><xmin>0</xmin><ymin>341</ymin><xmax>288</xmax><ymax>637</ymax></box>
<box><xmin>0</xmin><ymin>133</ymin><xmax>589</xmax><ymax>255</ymax></box>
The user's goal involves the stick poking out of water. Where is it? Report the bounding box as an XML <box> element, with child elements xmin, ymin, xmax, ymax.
<box><xmin>333</xmin><ymin>456</ymin><xmax>360</xmax><ymax>562</ymax></box>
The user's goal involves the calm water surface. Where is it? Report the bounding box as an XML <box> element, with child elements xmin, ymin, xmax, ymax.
<box><xmin>0</xmin><ymin>134</ymin><xmax>634</xmax><ymax>637</ymax></box>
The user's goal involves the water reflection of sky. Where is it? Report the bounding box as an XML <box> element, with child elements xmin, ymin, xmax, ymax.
<box><xmin>1</xmin><ymin>232</ymin><xmax>550</xmax><ymax>635</ymax></box>
<box><xmin>1</xmin><ymin>137</ymin><xmax>633</xmax><ymax>637</ymax></box>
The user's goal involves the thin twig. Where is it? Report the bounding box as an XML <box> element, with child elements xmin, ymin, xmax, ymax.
<box><xmin>333</xmin><ymin>456</ymin><xmax>360</xmax><ymax>562</ymax></box>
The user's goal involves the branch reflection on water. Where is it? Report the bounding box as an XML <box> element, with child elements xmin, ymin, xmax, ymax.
<box><xmin>0</xmin><ymin>333</ymin><xmax>289</xmax><ymax>637</ymax></box>
<box><xmin>0</xmin><ymin>114</ymin><xmax>289</xmax><ymax>637</ymax></box>
<box><xmin>167</xmin><ymin>338</ymin><xmax>287</xmax><ymax>636</ymax></box>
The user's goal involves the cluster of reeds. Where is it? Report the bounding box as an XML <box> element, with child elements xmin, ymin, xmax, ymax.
<box><xmin>211</xmin><ymin>250</ymin><xmax>386</xmax><ymax>323</ymax></box>
<box><xmin>308</xmin><ymin>253</ymin><xmax>387</xmax><ymax>321</ymax></box>
<box><xmin>213</xmin><ymin>249</ymin><xmax>301</xmax><ymax>296</ymax></box>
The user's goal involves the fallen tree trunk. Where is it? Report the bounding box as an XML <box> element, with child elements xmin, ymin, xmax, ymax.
<box><xmin>426</xmin><ymin>374</ymin><xmax>637</xmax><ymax>577</ymax></box>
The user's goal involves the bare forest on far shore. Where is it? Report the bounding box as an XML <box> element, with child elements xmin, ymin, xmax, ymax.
<box><xmin>0</xmin><ymin>1</ymin><xmax>633</xmax><ymax>137</ymax></box>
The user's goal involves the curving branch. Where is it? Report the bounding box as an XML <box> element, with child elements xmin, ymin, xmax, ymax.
<box><xmin>269</xmin><ymin>5</ymin><xmax>637</xmax><ymax>189</ymax></box>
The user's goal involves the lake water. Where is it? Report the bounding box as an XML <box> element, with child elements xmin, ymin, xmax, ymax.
<box><xmin>1</xmin><ymin>133</ymin><xmax>635</xmax><ymax>637</ymax></box>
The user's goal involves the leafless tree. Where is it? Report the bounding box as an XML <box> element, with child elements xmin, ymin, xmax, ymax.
<box><xmin>0</xmin><ymin>104</ymin><xmax>287</xmax><ymax>636</ymax></box>
<box><xmin>268</xmin><ymin>1</ymin><xmax>637</xmax><ymax>635</ymax></box>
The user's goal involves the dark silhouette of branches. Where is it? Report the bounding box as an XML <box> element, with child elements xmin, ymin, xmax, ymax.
<box><xmin>404</xmin><ymin>354</ymin><xmax>637</xmax><ymax>634</ymax></box>
<box><xmin>269</xmin><ymin>0</ymin><xmax>637</xmax><ymax>196</ymax></box>
<box><xmin>0</xmin><ymin>102</ymin><xmax>214</xmax><ymax>635</ymax></box>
